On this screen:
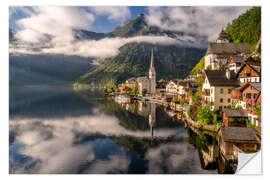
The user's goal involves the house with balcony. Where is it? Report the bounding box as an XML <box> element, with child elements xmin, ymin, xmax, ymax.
<box><xmin>165</xmin><ymin>80</ymin><xmax>178</xmax><ymax>96</ymax></box>
<box><xmin>202</xmin><ymin>70</ymin><xmax>239</xmax><ymax>110</ymax></box>
<box><xmin>236</xmin><ymin>62</ymin><xmax>261</xmax><ymax>85</ymax></box>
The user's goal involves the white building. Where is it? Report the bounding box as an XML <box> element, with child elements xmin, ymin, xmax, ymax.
<box><xmin>204</xmin><ymin>30</ymin><xmax>250</xmax><ymax>70</ymax></box>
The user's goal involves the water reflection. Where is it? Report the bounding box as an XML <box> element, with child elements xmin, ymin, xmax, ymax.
<box><xmin>9</xmin><ymin>86</ymin><xmax>236</xmax><ymax>174</ymax></box>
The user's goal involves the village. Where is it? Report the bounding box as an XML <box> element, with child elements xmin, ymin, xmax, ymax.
<box><xmin>104</xmin><ymin>29</ymin><xmax>261</xmax><ymax>163</ymax></box>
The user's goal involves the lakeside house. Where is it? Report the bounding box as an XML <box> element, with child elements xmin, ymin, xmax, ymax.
<box><xmin>178</xmin><ymin>80</ymin><xmax>199</xmax><ymax>103</ymax></box>
<box><xmin>156</xmin><ymin>81</ymin><xmax>167</xmax><ymax>95</ymax></box>
<box><xmin>222</xmin><ymin>108</ymin><xmax>248</xmax><ymax>127</ymax></box>
<box><xmin>165</xmin><ymin>80</ymin><xmax>178</xmax><ymax>96</ymax></box>
<box><xmin>202</xmin><ymin>69</ymin><xmax>239</xmax><ymax>110</ymax></box>
<box><xmin>218</xmin><ymin>127</ymin><xmax>260</xmax><ymax>160</ymax></box>
<box><xmin>204</xmin><ymin>30</ymin><xmax>250</xmax><ymax>70</ymax></box>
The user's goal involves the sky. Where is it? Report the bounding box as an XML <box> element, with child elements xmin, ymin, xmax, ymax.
<box><xmin>9</xmin><ymin>6</ymin><xmax>148</xmax><ymax>33</ymax></box>
<box><xmin>9</xmin><ymin>6</ymin><xmax>252</xmax><ymax>59</ymax></box>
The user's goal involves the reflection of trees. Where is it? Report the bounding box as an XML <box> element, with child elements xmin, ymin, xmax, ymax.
<box><xmin>77</xmin><ymin>90</ymin><xmax>183</xmax><ymax>131</ymax></box>
<box><xmin>73</xmin><ymin>132</ymin><xmax>185</xmax><ymax>158</ymax></box>
<box><xmin>186</xmin><ymin>127</ymin><xmax>236</xmax><ymax>174</ymax></box>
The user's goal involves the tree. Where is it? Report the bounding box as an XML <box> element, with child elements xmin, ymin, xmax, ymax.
<box><xmin>196</xmin><ymin>105</ymin><xmax>213</xmax><ymax>125</ymax></box>
<box><xmin>159</xmin><ymin>79</ymin><xmax>165</xmax><ymax>83</ymax></box>
<box><xmin>172</xmin><ymin>97</ymin><xmax>179</xmax><ymax>103</ymax></box>
<box><xmin>142</xmin><ymin>88</ymin><xmax>147</xmax><ymax>96</ymax></box>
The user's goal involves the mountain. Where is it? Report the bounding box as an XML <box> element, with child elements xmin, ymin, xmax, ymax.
<box><xmin>77</xmin><ymin>42</ymin><xmax>206</xmax><ymax>86</ymax></box>
<box><xmin>10</xmin><ymin>54</ymin><xmax>94</xmax><ymax>86</ymax></box>
<box><xmin>76</xmin><ymin>14</ymin><xmax>207</xmax><ymax>42</ymax></box>
<box><xmin>226</xmin><ymin>7</ymin><xmax>261</xmax><ymax>51</ymax></box>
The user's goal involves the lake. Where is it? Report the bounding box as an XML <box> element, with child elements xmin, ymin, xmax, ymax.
<box><xmin>9</xmin><ymin>85</ymin><xmax>235</xmax><ymax>174</ymax></box>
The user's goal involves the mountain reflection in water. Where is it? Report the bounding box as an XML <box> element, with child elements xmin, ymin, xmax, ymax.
<box><xmin>9</xmin><ymin>85</ymin><xmax>235</xmax><ymax>174</ymax></box>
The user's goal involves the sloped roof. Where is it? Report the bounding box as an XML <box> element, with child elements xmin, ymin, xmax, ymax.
<box><xmin>223</xmin><ymin>108</ymin><xmax>248</xmax><ymax>118</ymax></box>
<box><xmin>205</xmin><ymin>70</ymin><xmax>239</xmax><ymax>87</ymax></box>
<box><xmin>219</xmin><ymin>127</ymin><xmax>259</xmax><ymax>143</ymax></box>
<box><xmin>236</xmin><ymin>62</ymin><xmax>261</xmax><ymax>77</ymax></box>
<box><xmin>136</xmin><ymin>76</ymin><xmax>149</xmax><ymax>82</ymax></box>
<box><xmin>249</xmin><ymin>82</ymin><xmax>261</xmax><ymax>91</ymax></box>
<box><xmin>126</xmin><ymin>77</ymin><xmax>137</xmax><ymax>83</ymax></box>
<box><xmin>230</xmin><ymin>56</ymin><xmax>245</xmax><ymax>63</ymax></box>
<box><xmin>206</xmin><ymin>43</ymin><xmax>250</xmax><ymax>55</ymax></box>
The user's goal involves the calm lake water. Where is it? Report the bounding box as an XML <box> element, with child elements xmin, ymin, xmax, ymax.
<box><xmin>9</xmin><ymin>85</ymin><xmax>235</xmax><ymax>174</ymax></box>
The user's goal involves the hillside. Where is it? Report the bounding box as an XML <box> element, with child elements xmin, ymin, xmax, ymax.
<box><xmin>226</xmin><ymin>7</ymin><xmax>261</xmax><ymax>51</ymax></box>
<box><xmin>190</xmin><ymin>7</ymin><xmax>261</xmax><ymax>75</ymax></box>
<box><xmin>77</xmin><ymin>42</ymin><xmax>206</xmax><ymax>86</ymax></box>
<box><xmin>10</xmin><ymin>54</ymin><xmax>93</xmax><ymax>86</ymax></box>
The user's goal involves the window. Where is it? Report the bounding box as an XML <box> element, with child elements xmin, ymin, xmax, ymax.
<box><xmin>253</xmin><ymin>94</ymin><xmax>257</xmax><ymax>99</ymax></box>
<box><xmin>228</xmin><ymin>98</ymin><xmax>231</xmax><ymax>103</ymax></box>
<box><xmin>220</xmin><ymin>98</ymin><xmax>223</xmax><ymax>103</ymax></box>
<box><xmin>228</xmin><ymin>89</ymin><xmax>231</xmax><ymax>94</ymax></box>
<box><xmin>211</xmin><ymin>97</ymin><xmax>213</xmax><ymax>102</ymax></box>
<box><xmin>220</xmin><ymin>88</ymin><xmax>223</xmax><ymax>94</ymax></box>
<box><xmin>211</xmin><ymin>88</ymin><xmax>213</xmax><ymax>94</ymax></box>
<box><xmin>246</xmin><ymin>93</ymin><xmax>251</xmax><ymax>99</ymax></box>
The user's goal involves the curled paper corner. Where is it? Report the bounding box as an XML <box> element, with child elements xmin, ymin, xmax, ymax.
<box><xmin>236</xmin><ymin>150</ymin><xmax>262</xmax><ymax>174</ymax></box>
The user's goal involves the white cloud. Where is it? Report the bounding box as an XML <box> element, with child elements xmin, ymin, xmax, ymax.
<box><xmin>14</xmin><ymin>7</ymin><xmax>95</xmax><ymax>43</ymax></box>
<box><xmin>146</xmin><ymin>7</ymin><xmax>252</xmax><ymax>42</ymax></box>
<box><xmin>90</xmin><ymin>6</ymin><xmax>131</xmax><ymax>21</ymax></box>
<box><xmin>10</xmin><ymin>35</ymin><xmax>206</xmax><ymax>59</ymax></box>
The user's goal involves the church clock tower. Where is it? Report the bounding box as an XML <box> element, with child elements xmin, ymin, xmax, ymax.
<box><xmin>149</xmin><ymin>48</ymin><xmax>156</xmax><ymax>95</ymax></box>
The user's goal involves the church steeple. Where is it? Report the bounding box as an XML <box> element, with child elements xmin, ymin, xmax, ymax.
<box><xmin>149</xmin><ymin>48</ymin><xmax>156</xmax><ymax>95</ymax></box>
<box><xmin>150</xmin><ymin>48</ymin><xmax>154</xmax><ymax>69</ymax></box>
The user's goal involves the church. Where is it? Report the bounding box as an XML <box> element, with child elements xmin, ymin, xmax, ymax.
<box><xmin>137</xmin><ymin>48</ymin><xmax>156</xmax><ymax>96</ymax></box>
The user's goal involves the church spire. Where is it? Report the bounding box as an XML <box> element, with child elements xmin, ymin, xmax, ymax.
<box><xmin>150</xmin><ymin>48</ymin><xmax>154</xmax><ymax>69</ymax></box>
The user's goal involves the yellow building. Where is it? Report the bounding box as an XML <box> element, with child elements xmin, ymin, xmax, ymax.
<box><xmin>202</xmin><ymin>70</ymin><xmax>239</xmax><ymax>111</ymax></box>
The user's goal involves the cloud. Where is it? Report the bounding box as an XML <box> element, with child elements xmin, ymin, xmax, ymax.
<box><xmin>84</xmin><ymin>154</ymin><xmax>131</xmax><ymax>173</ymax></box>
<box><xmin>146</xmin><ymin>6</ymin><xmax>252</xmax><ymax>42</ymax></box>
<box><xmin>14</xmin><ymin>7</ymin><xmax>95</xmax><ymax>43</ymax></box>
<box><xmin>145</xmin><ymin>141</ymin><xmax>217</xmax><ymax>174</ymax></box>
<box><xmin>90</xmin><ymin>6</ymin><xmax>131</xmax><ymax>21</ymax></box>
<box><xmin>9</xmin><ymin>108</ymin><xmax>183</xmax><ymax>173</ymax></box>
<box><xmin>10</xmin><ymin>35</ymin><xmax>206</xmax><ymax>59</ymax></box>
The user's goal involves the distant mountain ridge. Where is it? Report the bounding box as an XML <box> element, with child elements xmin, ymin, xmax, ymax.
<box><xmin>9</xmin><ymin>14</ymin><xmax>207</xmax><ymax>87</ymax></box>
<box><xmin>74</xmin><ymin>14</ymin><xmax>208</xmax><ymax>86</ymax></box>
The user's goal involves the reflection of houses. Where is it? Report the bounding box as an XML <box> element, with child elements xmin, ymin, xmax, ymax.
<box><xmin>148</xmin><ymin>103</ymin><xmax>156</xmax><ymax>139</ymax></box>
<box><xmin>236</xmin><ymin>62</ymin><xmax>261</xmax><ymax>85</ymax></box>
<box><xmin>218</xmin><ymin>127</ymin><xmax>260</xmax><ymax>161</ymax></box>
<box><xmin>222</xmin><ymin>108</ymin><xmax>248</xmax><ymax>127</ymax></box>
<box><xmin>138</xmin><ymin>101</ymin><xmax>150</xmax><ymax>117</ymax></box>
<box><xmin>199</xmin><ymin>144</ymin><xmax>219</xmax><ymax>170</ymax></box>
<box><xmin>204</xmin><ymin>30</ymin><xmax>250</xmax><ymax>70</ymax></box>
<box><xmin>202</xmin><ymin>70</ymin><xmax>239</xmax><ymax>110</ymax></box>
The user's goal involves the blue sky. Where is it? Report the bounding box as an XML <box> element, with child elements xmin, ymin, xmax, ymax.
<box><xmin>9</xmin><ymin>6</ymin><xmax>148</xmax><ymax>33</ymax></box>
<box><xmin>92</xmin><ymin>7</ymin><xmax>148</xmax><ymax>33</ymax></box>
